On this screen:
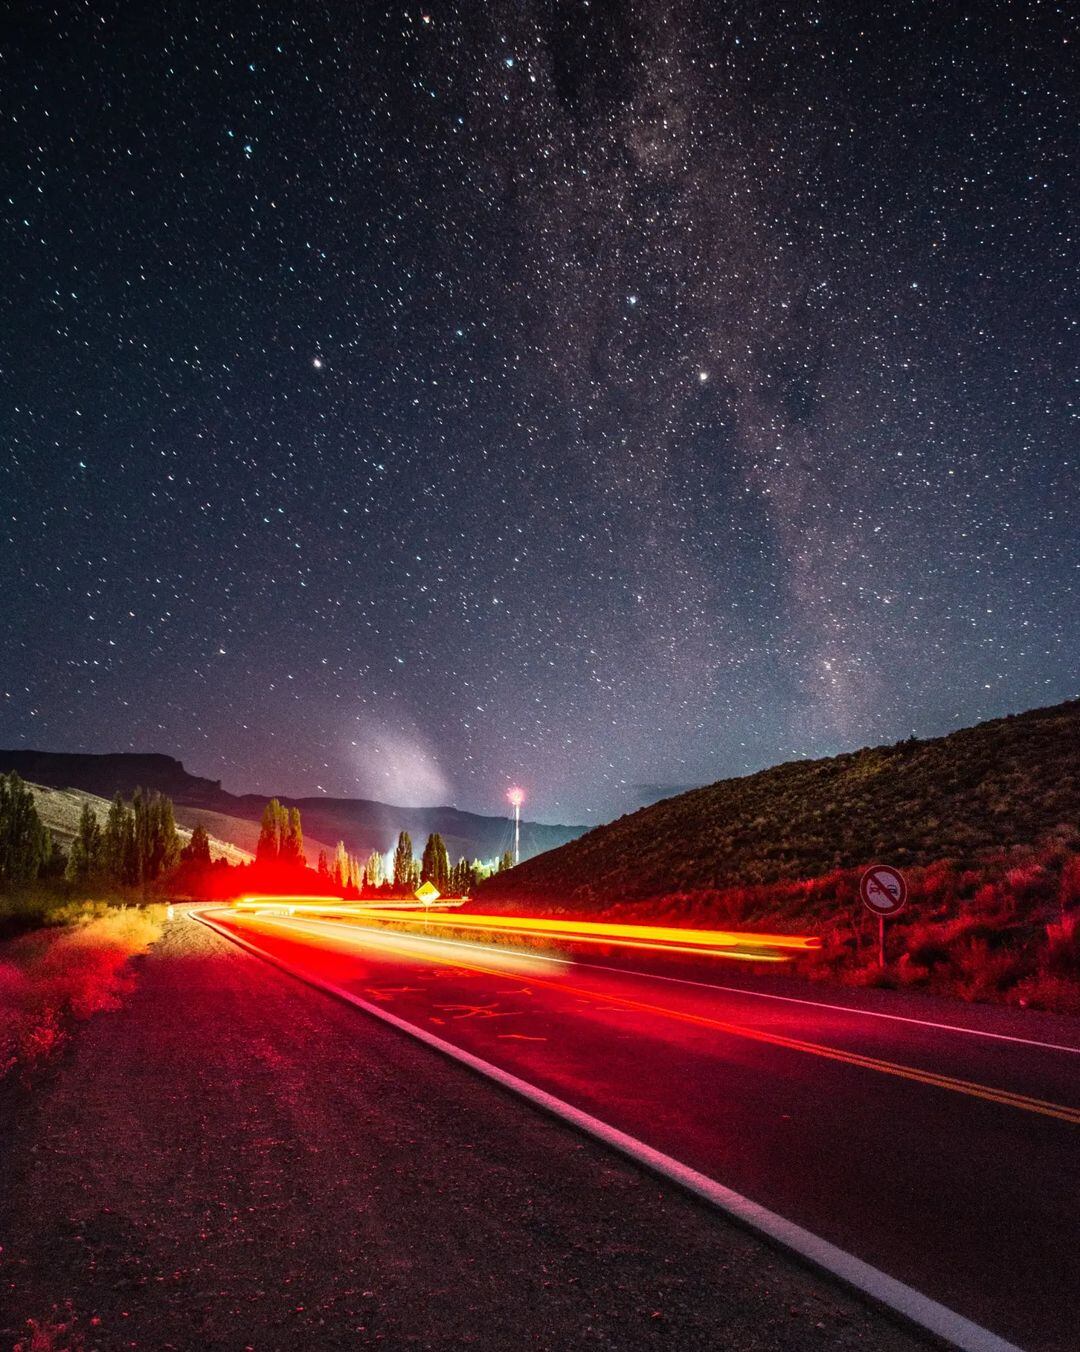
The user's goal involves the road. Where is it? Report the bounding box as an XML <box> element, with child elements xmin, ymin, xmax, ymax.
<box><xmin>1</xmin><ymin>913</ymin><xmax>922</xmax><ymax>1352</ymax></box>
<box><xmin>203</xmin><ymin>905</ymin><xmax>1080</xmax><ymax>1352</ymax></box>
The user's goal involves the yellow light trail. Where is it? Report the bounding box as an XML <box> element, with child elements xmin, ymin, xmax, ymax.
<box><xmin>232</xmin><ymin>897</ymin><xmax>817</xmax><ymax>962</ymax></box>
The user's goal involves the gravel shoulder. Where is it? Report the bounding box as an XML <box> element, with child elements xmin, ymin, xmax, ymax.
<box><xmin>0</xmin><ymin>913</ymin><xmax>923</xmax><ymax>1351</ymax></box>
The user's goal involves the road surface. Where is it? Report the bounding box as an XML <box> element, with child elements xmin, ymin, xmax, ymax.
<box><xmin>203</xmin><ymin>905</ymin><xmax>1080</xmax><ymax>1352</ymax></box>
<box><xmin>0</xmin><ymin>914</ymin><xmax>920</xmax><ymax>1352</ymax></box>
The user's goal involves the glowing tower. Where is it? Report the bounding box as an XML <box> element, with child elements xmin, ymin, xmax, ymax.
<box><xmin>508</xmin><ymin>786</ymin><xmax>524</xmax><ymax>865</ymax></box>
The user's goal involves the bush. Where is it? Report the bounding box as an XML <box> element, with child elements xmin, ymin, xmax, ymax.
<box><xmin>0</xmin><ymin>905</ymin><xmax>163</xmax><ymax>1081</ymax></box>
<box><xmin>1010</xmin><ymin>973</ymin><xmax>1080</xmax><ymax>1016</ymax></box>
<box><xmin>1044</xmin><ymin>916</ymin><xmax>1080</xmax><ymax>978</ymax></box>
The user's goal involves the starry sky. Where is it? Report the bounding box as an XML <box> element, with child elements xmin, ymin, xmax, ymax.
<box><xmin>1</xmin><ymin>2</ymin><xmax>1076</xmax><ymax>825</ymax></box>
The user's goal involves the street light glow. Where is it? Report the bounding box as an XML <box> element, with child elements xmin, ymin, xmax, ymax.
<box><xmin>508</xmin><ymin>787</ymin><xmax>524</xmax><ymax>807</ymax></box>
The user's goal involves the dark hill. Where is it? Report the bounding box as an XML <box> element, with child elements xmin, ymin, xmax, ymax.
<box><xmin>477</xmin><ymin>700</ymin><xmax>1080</xmax><ymax>909</ymax></box>
<box><xmin>0</xmin><ymin>750</ymin><xmax>584</xmax><ymax>865</ymax></box>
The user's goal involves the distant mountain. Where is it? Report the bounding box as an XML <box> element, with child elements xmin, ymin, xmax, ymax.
<box><xmin>478</xmin><ymin>700</ymin><xmax>1080</xmax><ymax>910</ymax></box>
<box><xmin>0</xmin><ymin>750</ymin><xmax>585</xmax><ymax>865</ymax></box>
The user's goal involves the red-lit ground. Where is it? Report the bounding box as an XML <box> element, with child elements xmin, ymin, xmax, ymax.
<box><xmin>204</xmin><ymin>904</ymin><xmax>1080</xmax><ymax>1351</ymax></box>
<box><xmin>0</xmin><ymin>913</ymin><xmax>922</xmax><ymax>1352</ymax></box>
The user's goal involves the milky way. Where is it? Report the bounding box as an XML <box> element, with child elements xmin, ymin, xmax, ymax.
<box><xmin>1</xmin><ymin>3</ymin><xmax>1075</xmax><ymax>823</ymax></box>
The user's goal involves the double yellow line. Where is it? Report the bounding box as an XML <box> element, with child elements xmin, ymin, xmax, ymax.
<box><xmin>603</xmin><ymin>994</ymin><xmax>1080</xmax><ymax>1126</ymax></box>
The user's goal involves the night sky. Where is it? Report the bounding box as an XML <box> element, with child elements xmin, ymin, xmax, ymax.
<box><xmin>2</xmin><ymin>3</ymin><xmax>1076</xmax><ymax>824</ymax></box>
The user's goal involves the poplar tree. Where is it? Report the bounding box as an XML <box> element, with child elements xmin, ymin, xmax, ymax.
<box><xmin>363</xmin><ymin>849</ymin><xmax>383</xmax><ymax>890</ymax></box>
<box><xmin>103</xmin><ymin>792</ymin><xmax>135</xmax><ymax>880</ymax></box>
<box><xmin>257</xmin><ymin>799</ymin><xmax>287</xmax><ymax>863</ymax></box>
<box><xmin>280</xmin><ymin>806</ymin><xmax>305</xmax><ymax>867</ymax></box>
<box><xmin>183</xmin><ymin>822</ymin><xmax>212</xmax><ymax>867</ymax></box>
<box><xmin>66</xmin><ymin>801</ymin><xmax>103</xmax><ymax>882</ymax></box>
<box><xmin>451</xmin><ymin>857</ymin><xmax>474</xmax><ymax>895</ymax></box>
<box><xmin>132</xmin><ymin>789</ymin><xmax>180</xmax><ymax>883</ymax></box>
<box><xmin>421</xmin><ymin>833</ymin><xmax>450</xmax><ymax>891</ymax></box>
<box><xmin>393</xmin><ymin>831</ymin><xmax>414</xmax><ymax>891</ymax></box>
<box><xmin>334</xmin><ymin>840</ymin><xmax>349</xmax><ymax>889</ymax></box>
<box><xmin>0</xmin><ymin>772</ymin><xmax>51</xmax><ymax>885</ymax></box>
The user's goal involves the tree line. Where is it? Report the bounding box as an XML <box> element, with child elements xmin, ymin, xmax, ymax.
<box><xmin>255</xmin><ymin>799</ymin><xmax>305</xmax><ymax>867</ymax></box>
<box><xmin>1</xmin><ymin>773</ymin><xmax>516</xmax><ymax>901</ymax></box>
<box><xmin>315</xmin><ymin>829</ymin><xmax>512</xmax><ymax>898</ymax></box>
<box><xmin>66</xmin><ymin>790</ymin><xmax>185</xmax><ymax>884</ymax></box>
<box><xmin>0</xmin><ymin>770</ymin><xmax>206</xmax><ymax>892</ymax></box>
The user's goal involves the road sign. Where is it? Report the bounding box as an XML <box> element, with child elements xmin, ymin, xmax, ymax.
<box><xmin>860</xmin><ymin>864</ymin><xmax>908</xmax><ymax>916</ymax></box>
<box><xmin>415</xmin><ymin>881</ymin><xmax>441</xmax><ymax>906</ymax></box>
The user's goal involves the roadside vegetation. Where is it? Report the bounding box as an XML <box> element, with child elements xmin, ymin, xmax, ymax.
<box><xmin>0</xmin><ymin>772</ymin><xmax>191</xmax><ymax>1079</ymax></box>
<box><xmin>589</xmin><ymin>836</ymin><xmax>1080</xmax><ymax>1013</ymax></box>
<box><xmin>477</xmin><ymin>701</ymin><xmax>1080</xmax><ymax>1014</ymax></box>
<box><xmin>0</xmin><ymin>904</ymin><xmax>164</xmax><ymax>1082</ymax></box>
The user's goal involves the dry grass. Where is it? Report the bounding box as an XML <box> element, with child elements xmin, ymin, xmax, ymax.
<box><xmin>490</xmin><ymin>839</ymin><xmax>1080</xmax><ymax>1013</ymax></box>
<box><xmin>0</xmin><ymin>903</ymin><xmax>163</xmax><ymax>1081</ymax></box>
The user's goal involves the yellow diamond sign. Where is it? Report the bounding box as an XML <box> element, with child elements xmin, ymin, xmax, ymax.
<box><xmin>415</xmin><ymin>881</ymin><xmax>441</xmax><ymax>905</ymax></box>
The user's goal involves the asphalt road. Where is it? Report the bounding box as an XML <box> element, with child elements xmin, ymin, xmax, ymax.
<box><xmin>0</xmin><ymin>914</ymin><xmax>922</xmax><ymax>1352</ymax></box>
<box><xmin>205</xmin><ymin>906</ymin><xmax>1080</xmax><ymax>1352</ymax></box>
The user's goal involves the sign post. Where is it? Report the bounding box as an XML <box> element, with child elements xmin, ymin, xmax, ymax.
<box><xmin>859</xmin><ymin>864</ymin><xmax>908</xmax><ymax>967</ymax></box>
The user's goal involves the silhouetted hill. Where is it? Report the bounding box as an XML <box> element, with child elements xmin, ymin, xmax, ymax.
<box><xmin>478</xmin><ymin>700</ymin><xmax>1080</xmax><ymax>909</ymax></box>
<box><xmin>0</xmin><ymin>750</ymin><xmax>584</xmax><ymax>865</ymax></box>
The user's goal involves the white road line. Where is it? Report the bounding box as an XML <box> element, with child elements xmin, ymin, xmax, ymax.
<box><xmin>580</xmin><ymin>965</ymin><xmax>1080</xmax><ymax>1055</ymax></box>
<box><xmin>193</xmin><ymin>909</ymin><xmax>1024</xmax><ymax>1352</ymax></box>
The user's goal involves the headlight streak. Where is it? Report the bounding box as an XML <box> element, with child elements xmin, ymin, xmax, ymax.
<box><xmin>231</xmin><ymin>898</ymin><xmax>815</xmax><ymax>963</ymax></box>
<box><xmin>236</xmin><ymin>911</ymin><xmax>561</xmax><ymax>976</ymax></box>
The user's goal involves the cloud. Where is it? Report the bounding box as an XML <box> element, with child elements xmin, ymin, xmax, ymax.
<box><xmin>350</xmin><ymin>721</ymin><xmax>450</xmax><ymax>807</ymax></box>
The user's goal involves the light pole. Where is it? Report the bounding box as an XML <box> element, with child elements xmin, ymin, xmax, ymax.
<box><xmin>508</xmin><ymin>787</ymin><xmax>524</xmax><ymax>865</ymax></box>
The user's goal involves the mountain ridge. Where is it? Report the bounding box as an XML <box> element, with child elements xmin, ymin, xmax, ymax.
<box><xmin>477</xmin><ymin>699</ymin><xmax>1080</xmax><ymax>909</ymax></box>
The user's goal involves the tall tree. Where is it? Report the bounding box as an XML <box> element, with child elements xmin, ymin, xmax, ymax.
<box><xmin>280</xmin><ymin>806</ymin><xmax>305</xmax><ymax>868</ymax></box>
<box><xmin>66</xmin><ymin>800</ymin><xmax>103</xmax><ymax>882</ymax></box>
<box><xmin>421</xmin><ymin>834</ymin><xmax>436</xmax><ymax>886</ymax></box>
<box><xmin>393</xmin><ymin>831</ymin><xmax>414</xmax><ymax>891</ymax></box>
<box><xmin>363</xmin><ymin>849</ymin><xmax>384</xmax><ymax>891</ymax></box>
<box><xmin>256</xmin><ymin>799</ymin><xmax>287</xmax><ymax>863</ymax></box>
<box><xmin>498</xmin><ymin>849</ymin><xmax>514</xmax><ymax>874</ymax></box>
<box><xmin>0</xmin><ymin>772</ymin><xmax>51</xmax><ymax>886</ymax></box>
<box><xmin>451</xmin><ymin>857</ymin><xmax>476</xmax><ymax>896</ymax></box>
<box><xmin>316</xmin><ymin>850</ymin><xmax>330</xmax><ymax>881</ymax></box>
<box><xmin>182</xmin><ymin>821</ymin><xmax>212</xmax><ymax>868</ymax></box>
<box><xmin>421</xmin><ymin>833</ymin><xmax>450</xmax><ymax>891</ymax></box>
<box><xmin>102</xmin><ymin>792</ymin><xmax>135</xmax><ymax>881</ymax></box>
<box><xmin>333</xmin><ymin>840</ymin><xmax>349</xmax><ymax>890</ymax></box>
<box><xmin>132</xmin><ymin>789</ymin><xmax>180</xmax><ymax>884</ymax></box>
<box><xmin>153</xmin><ymin>793</ymin><xmax>181</xmax><ymax>878</ymax></box>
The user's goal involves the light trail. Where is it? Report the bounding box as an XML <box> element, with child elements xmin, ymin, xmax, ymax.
<box><xmin>231</xmin><ymin>897</ymin><xmax>816</xmax><ymax>963</ymax></box>
<box><xmin>218</xmin><ymin>908</ymin><xmax>1080</xmax><ymax>1126</ymax></box>
<box><xmin>241</xmin><ymin>911</ymin><xmax>559</xmax><ymax>977</ymax></box>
